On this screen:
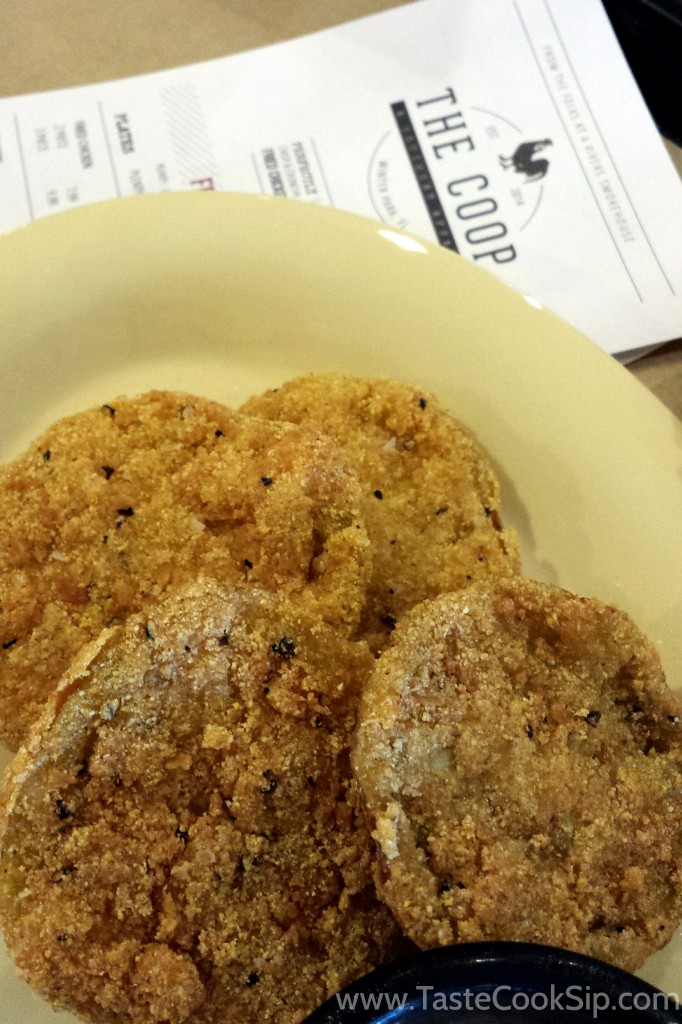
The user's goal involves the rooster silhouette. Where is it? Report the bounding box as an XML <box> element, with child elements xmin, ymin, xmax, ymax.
<box><xmin>499</xmin><ymin>139</ymin><xmax>552</xmax><ymax>183</ymax></box>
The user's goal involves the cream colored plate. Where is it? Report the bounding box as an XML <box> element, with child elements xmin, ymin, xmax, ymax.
<box><xmin>0</xmin><ymin>192</ymin><xmax>681</xmax><ymax>1016</ymax></box>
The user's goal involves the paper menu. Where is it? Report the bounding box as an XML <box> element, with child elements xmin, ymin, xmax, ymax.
<box><xmin>1</xmin><ymin>0</ymin><xmax>681</xmax><ymax>355</ymax></box>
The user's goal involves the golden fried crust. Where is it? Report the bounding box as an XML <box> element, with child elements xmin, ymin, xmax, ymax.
<box><xmin>0</xmin><ymin>582</ymin><xmax>406</xmax><ymax>1024</ymax></box>
<box><xmin>0</xmin><ymin>391</ymin><xmax>371</xmax><ymax>749</ymax></box>
<box><xmin>352</xmin><ymin>578</ymin><xmax>682</xmax><ymax>971</ymax></box>
<box><xmin>241</xmin><ymin>374</ymin><xmax>519</xmax><ymax>651</ymax></box>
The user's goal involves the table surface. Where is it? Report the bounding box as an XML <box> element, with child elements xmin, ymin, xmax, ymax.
<box><xmin>2</xmin><ymin>0</ymin><xmax>680</xmax><ymax>419</ymax></box>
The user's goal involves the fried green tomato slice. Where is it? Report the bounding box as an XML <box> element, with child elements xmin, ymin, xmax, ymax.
<box><xmin>0</xmin><ymin>582</ymin><xmax>406</xmax><ymax>1024</ymax></box>
<box><xmin>352</xmin><ymin>578</ymin><xmax>682</xmax><ymax>972</ymax></box>
<box><xmin>241</xmin><ymin>374</ymin><xmax>519</xmax><ymax>651</ymax></box>
<box><xmin>0</xmin><ymin>391</ymin><xmax>371</xmax><ymax>749</ymax></box>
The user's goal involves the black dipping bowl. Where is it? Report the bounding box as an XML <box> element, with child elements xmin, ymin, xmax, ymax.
<box><xmin>303</xmin><ymin>944</ymin><xmax>682</xmax><ymax>1022</ymax></box>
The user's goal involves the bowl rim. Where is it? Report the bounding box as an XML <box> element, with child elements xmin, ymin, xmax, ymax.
<box><xmin>303</xmin><ymin>942</ymin><xmax>682</xmax><ymax>1022</ymax></box>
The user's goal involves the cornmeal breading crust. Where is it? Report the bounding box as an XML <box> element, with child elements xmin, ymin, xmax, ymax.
<box><xmin>0</xmin><ymin>391</ymin><xmax>371</xmax><ymax>749</ymax></box>
<box><xmin>353</xmin><ymin>578</ymin><xmax>682</xmax><ymax>971</ymax></box>
<box><xmin>0</xmin><ymin>581</ymin><xmax>406</xmax><ymax>1024</ymax></box>
<box><xmin>242</xmin><ymin>374</ymin><xmax>520</xmax><ymax>651</ymax></box>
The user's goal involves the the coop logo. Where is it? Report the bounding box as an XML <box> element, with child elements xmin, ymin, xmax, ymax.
<box><xmin>368</xmin><ymin>85</ymin><xmax>554</xmax><ymax>264</ymax></box>
<box><xmin>499</xmin><ymin>139</ymin><xmax>553</xmax><ymax>183</ymax></box>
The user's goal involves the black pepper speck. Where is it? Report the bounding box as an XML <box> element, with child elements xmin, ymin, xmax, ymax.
<box><xmin>175</xmin><ymin>828</ymin><xmax>190</xmax><ymax>846</ymax></box>
<box><xmin>55</xmin><ymin>800</ymin><xmax>71</xmax><ymax>820</ymax></box>
<box><xmin>246</xmin><ymin>973</ymin><xmax>260</xmax><ymax>987</ymax></box>
<box><xmin>373</xmin><ymin>489</ymin><xmax>383</xmax><ymax>500</ymax></box>
<box><xmin>260</xmin><ymin>476</ymin><xmax>273</xmax><ymax>487</ymax></box>
<box><xmin>117</xmin><ymin>507</ymin><xmax>134</xmax><ymax>518</ymax></box>
<box><xmin>43</xmin><ymin>450</ymin><xmax>51</xmax><ymax>462</ymax></box>
<box><xmin>261</xmin><ymin>770</ymin><xmax>277</xmax><ymax>794</ymax></box>
<box><xmin>419</xmin><ymin>397</ymin><xmax>427</xmax><ymax>409</ymax></box>
<box><xmin>2</xmin><ymin>638</ymin><xmax>18</xmax><ymax>650</ymax></box>
<box><xmin>53</xmin><ymin>865</ymin><xmax>77</xmax><ymax>884</ymax></box>
<box><xmin>272</xmin><ymin>636</ymin><xmax>296</xmax><ymax>659</ymax></box>
<box><xmin>101</xmin><ymin>404</ymin><xmax>116</xmax><ymax>417</ymax></box>
<box><xmin>585</xmin><ymin>710</ymin><xmax>602</xmax><ymax>728</ymax></box>
<box><xmin>102</xmin><ymin>465</ymin><xmax>115</xmax><ymax>480</ymax></box>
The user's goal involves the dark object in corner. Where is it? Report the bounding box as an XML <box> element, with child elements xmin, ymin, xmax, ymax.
<box><xmin>602</xmin><ymin>0</ymin><xmax>682</xmax><ymax>147</ymax></box>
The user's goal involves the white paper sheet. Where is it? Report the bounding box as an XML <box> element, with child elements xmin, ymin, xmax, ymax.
<box><xmin>1</xmin><ymin>0</ymin><xmax>681</xmax><ymax>354</ymax></box>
